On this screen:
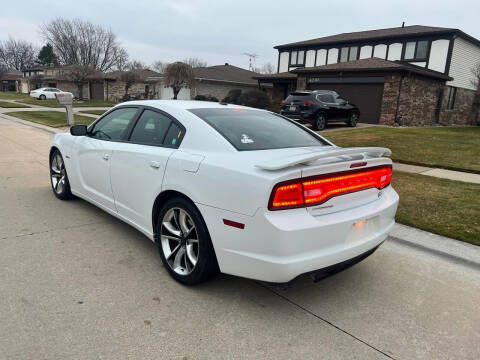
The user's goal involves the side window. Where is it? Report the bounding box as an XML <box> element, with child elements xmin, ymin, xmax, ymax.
<box><xmin>317</xmin><ymin>94</ymin><xmax>333</xmax><ymax>103</ymax></box>
<box><xmin>90</xmin><ymin>107</ymin><xmax>138</xmax><ymax>141</ymax></box>
<box><xmin>129</xmin><ymin>109</ymin><xmax>172</xmax><ymax>146</ymax></box>
<box><xmin>163</xmin><ymin>122</ymin><xmax>183</xmax><ymax>147</ymax></box>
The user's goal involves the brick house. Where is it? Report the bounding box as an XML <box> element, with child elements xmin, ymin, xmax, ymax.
<box><xmin>256</xmin><ymin>25</ymin><xmax>480</xmax><ymax>126</ymax></box>
<box><xmin>0</xmin><ymin>71</ymin><xmax>22</xmax><ymax>92</ymax></box>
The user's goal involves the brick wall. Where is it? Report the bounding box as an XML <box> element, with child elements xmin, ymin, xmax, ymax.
<box><xmin>439</xmin><ymin>87</ymin><xmax>476</xmax><ymax>125</ymax></box>
<box><xmin>192</xmin><ymin>80</ymin><xmax>258</xmax><ymax>100</ymax></box>
<box><xmin>57</xmin><ymin>81</ymin><xmax>90</xmax><ymax>99</ymax></box>
<box><xmin>104</xmin><ymin>80</ymin><xmax>161</xmax><ymax>102</ymax></box>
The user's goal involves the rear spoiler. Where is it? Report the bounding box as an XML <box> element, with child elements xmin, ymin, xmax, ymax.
<box><xmin>255</xmin><ymin>147</ymin><xmax>391</xmax><ymax>171</ymax></box>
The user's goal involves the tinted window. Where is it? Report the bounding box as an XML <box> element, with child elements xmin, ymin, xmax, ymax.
<box><xmin>130</xmin><ymin>109</ymin><xmax>171</xmax><ymax>146</ymax></box>
<box><xmin>349</xmin><ymin>46</ymin><xmax>358</xmax><ymax>61</ymax></box>
<box><xmin>340</xmin><ymin>47</ymin><xmax>349</xmax><ymax>62</ymax></box>
<box><xmin>189</xmin><ymin>108</ymin><xmax>328</xmax><ymax>151</ymax></box>
<box><xmin>317</xmin><ymin>94</ymin><xmax>334</xmax><ymax>103</ymax></box>
<box><xmin>90</xmin><ymin>107</ymin><xmax>138</xmax><ymax>141</ymax></box>
<box><xmin>404</xmin><ymin>42</ymin><xmax>416</xmax><ymax>59</ymax></box>
<box><xmin>163</xmin><ymin>122</ymin><xmax>183</xmax><ymax>147</ymax></box>
<box><xmin>416</xmin><ymin>40</ymin><xmax>428</xmax><ymax>59</ymax></box>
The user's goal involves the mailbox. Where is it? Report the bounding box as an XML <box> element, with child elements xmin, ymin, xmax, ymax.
<box><xmin>55</xmin><ymin>92</ymin><xmax>74</xmax><ymax>105</ymax></box>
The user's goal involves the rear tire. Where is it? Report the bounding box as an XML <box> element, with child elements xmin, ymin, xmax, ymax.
<box><xmin>156</xmin><ymin>197</ymin><xmax>218</xmax><ymax>285</ymax></box>
<box><xmin>311</xmin><ymin>113</ymin><xmax>327</xmax><ymax>131</ymax></box>
<box><xmin>49</xmin><ymin>149</ymin><xmax>73</xmax><ymax>200</ymax></box>
<box><xmin>39</xmin><ymin>94</ymin><xmax>46</xmax><ymax>100</ymax></box>
<box><xmin>347</xmin><ymin>111</ymin><xmax>358</xmax><ymax>127</ymax></box>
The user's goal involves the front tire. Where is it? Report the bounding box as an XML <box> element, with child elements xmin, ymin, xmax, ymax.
<box><xmin>50</xmin><ymin>149</ymin><xmax>73</xmax><ymax>200</ymax></box>
<box><xmin>39</xmin><ymin>94</ymin><xmax>46</xmax><ymax>100</ymax></box>
<box><xmin>347</xmin><ymin>111</ymin><xmax>358</xmax><ymax>127</ymax></box>
<box><xmin>311</xmin><ymin>113</ymin><xmax>327</xmax><ymax>131</ymax></box>
<box><xmin>156</xmin><ymin>197</ymin><xmax>218</xmax><ymax>285</ymax></box>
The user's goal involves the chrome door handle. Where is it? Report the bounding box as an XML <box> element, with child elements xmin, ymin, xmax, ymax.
<box><xmin>102</xmin><ymin>154</ymin><xmax>110</xmax><ymax>161</ymax></box>
<box><xmin>150</xmin><ymin>161</ymin><xmax>161</xmax><ymax>169</ymax></box>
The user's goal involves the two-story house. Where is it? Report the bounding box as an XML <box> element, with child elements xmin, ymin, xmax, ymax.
<box><xmin>256</xmin><ymin>25</ymin><xmax>480</xmax><ymax>126</ymax></box>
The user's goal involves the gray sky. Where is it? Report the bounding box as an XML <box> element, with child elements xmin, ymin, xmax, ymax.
<box><xmin>1</xmin><ymin>0</ymin><xmax>479</xmax><ymax>70</ymax></box>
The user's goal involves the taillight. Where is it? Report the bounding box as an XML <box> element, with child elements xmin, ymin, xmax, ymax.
<box><xmin>281</xmin><ymin>100</ymin><xmax>286</xmax><ymax>105</ymax></box>
<box><xmin>302</xmin><ymin>100</ymin><xmax>314</xmax><ymax>106</ymax></box>
<box><xmin>268</xmin><ymin>166</ymin><xmax>392</xmax><ymax>210</ymax></box>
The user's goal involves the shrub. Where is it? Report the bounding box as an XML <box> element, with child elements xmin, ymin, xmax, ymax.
<box><xmin>237</xmin><ymin>90</ymin><xmax>271</xmax><ymax>110</ymax></box>
<box><xmin>208</xmin><ymin>96</ymin><xmax>219</xmax><ymax>102</ymax></box>
<box><xmin>194</xmin><ymin>94</ymin><xmax>207</xmax><ymax>101</ymax></box>
<box><xmin>222</xmin><ymin>89</ymin><xmax>242</xmax><ymax>104</ymax></box>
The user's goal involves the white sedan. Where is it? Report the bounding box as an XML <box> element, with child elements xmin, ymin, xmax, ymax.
<box><xmin>30</xmin><ymin>87</ymin><xmax>71</xmax><ymax>100</ymax></box>
<box><xmin>49</xmin><ymin>100</ymin><xmax>399</xmax><ymax>285</ymax></box>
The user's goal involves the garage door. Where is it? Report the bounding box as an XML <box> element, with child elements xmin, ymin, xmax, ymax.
<box><xmin>308</xmin><ymin>82</ymin><xmax>384</xmax><ymax>124</ymax></box>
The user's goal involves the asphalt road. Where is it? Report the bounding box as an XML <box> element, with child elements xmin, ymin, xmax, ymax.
<box><xmin>1</xmin><ymin>116</ymin><xmax>479</xmax><ymax>360</ymax></box>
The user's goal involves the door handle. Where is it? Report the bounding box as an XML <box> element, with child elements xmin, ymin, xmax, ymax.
<box><xmin>102</xmin><ymin>154</ymin><xmax>110</xmax><ymax>161</ymax></box>
<box><xmin>150</xmin><ymin>161</ymin><xmax>161</xmax><ymax>169</ymax></box>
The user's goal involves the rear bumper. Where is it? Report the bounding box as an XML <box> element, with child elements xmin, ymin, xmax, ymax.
<box><xmin>280</xmin><ymin>110</ymin><xmax>314</xmax><ymax>121</ymax></box>
<box><xmin>197</xmin><ymin>186</ymin><xmax>399</xmax><ymax>283</ymax></box>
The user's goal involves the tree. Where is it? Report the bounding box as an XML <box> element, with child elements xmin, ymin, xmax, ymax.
<box><xmin>164</xmin><ymin>62</ymin><xmax>195</xmax><ymax>100</ymax></box>
<box><xmin>260</xmin><ymin>62</ymin><xmax>275</xmax><ymax>74</ymax></box>
<box><xmin>40</xmin><ymin>18</ymin><xmax>128</xmax><ymax>72</ymax></box>
<box><xmin>0</xmin><ymin>37</ymin><xmax>36</xmax><ymax>70</ymax></box>
<box><xmin>238</xmin><ymin>90</ymin><xmax>271</xmax><ymax>109</ymax></box>
<box><xmin>127</xmin><ymin>60</ymin><xmax>149</xmax><ymax>70</ymax></box>
<box><xmin>152</xmin><ymin>60</ymin><xmax>169</xmax><ymax>73</ymax></box>
<box><xmin>119</xmin><ymin>70</ymin><xmax>140</xmax><ymax>100</ymax></box>
<box><xmin>62</xmin><ymin>65</ymin><xmax>96</xmax><ymax>100</ymax></box>
<box><xmin>182</xmin><ymin>57</ymin><xmax>207</xmax><ymax>68</ymax></box>
<box><xmin>37</xmin><ymin>43</ymin><xmax>58</xmax><ymax>66</ymax></box>
<box><xmin>469</xmin><ymin>62</ymin><xmax>480</xmax><ymax>125</ymax></box>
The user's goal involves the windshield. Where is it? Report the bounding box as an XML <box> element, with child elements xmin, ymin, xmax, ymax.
<box><xmin>189</xmin><ymin>108</ymin><xmax>329</xmax><ymax>151</ymax></box>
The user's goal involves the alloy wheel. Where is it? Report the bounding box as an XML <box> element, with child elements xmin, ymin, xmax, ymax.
<box><xmin>317</xmin><ymin>115</ymin><xmax>326</xmax><ymax>130</ymax></box>
<box><xmin>161</xmin><ymin>207</ymin><xmax>199</xmax><ymax>275</ymax></box>
<box><xmin>51</xmin><ymin>153</ymin><xmax>67</xmax><ymax>194</ymax></box>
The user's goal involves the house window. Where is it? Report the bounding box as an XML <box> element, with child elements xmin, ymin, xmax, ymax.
<box><xmin>349</xmin><ymin>46</ymin><xmax>358</xmax><ymax>61</ymax></box>
<box><xmin>340</xmin><ymin>47</ymin><xmax>349</xmax><ymax>62</ymax></box>
<box><xmin>404</xmin><ymin>40</ymin><xmax>429</xmax><ymax>61</ymax></box>
<box><xmin>339</xmin><ymin>46</ymin><xmax>359</xmax><ymax>62</ymax></box>
<box><xmin>446</xmin><ymin>86</ymin><xmax>456</xmax><ymax>110</ymax></box>
<box><xmin>290</xmin><ymin>50</ymin><xmax>305</xmax><ymax>66</ymax></box>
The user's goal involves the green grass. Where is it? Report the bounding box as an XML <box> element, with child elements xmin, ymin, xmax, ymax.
<box><xmin>393</xmin><ymin>171</ymin><xmax>480</xmax><ymax>245</ymax></box>
<box><xmin>0</xmin><ymin>92</ymin><xmax>30</xmax><ymax>100</ymax></box>
<box><xmin>14</xmin><ymin>97</ymin><xmax>115</xmax><ymax>108</ymax></box>
<box><xmin>0</xmin><ymin>100</ymin><xmax>30</xmax><ymax>108</ymax></box>
<box><xmin>6</xmin><ymin>111</ymin><xmax>95</xmax><ymax>127</ymax></box>
<box><xmin>78</xmin><ymin>109</ymin><xmax>106</xmax><ymax>116</ymax></box>
<box><xmin>323</xmin><ymin>127</ymin><xmax>480</xmax><ymax>174</ymax></box>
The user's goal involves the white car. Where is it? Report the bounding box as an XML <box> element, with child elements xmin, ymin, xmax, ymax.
<box><xmin>30</xmin><ymin>87</ymin><xmax>71</xmax><ymax>100</ymax></box>
<box><xmin>49</xmin><ymin>100</ymin><xmax>399</xmax><ymax>285</ymax></box>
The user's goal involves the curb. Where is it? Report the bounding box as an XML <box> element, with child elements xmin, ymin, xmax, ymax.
<box><xmin>388</xmin><ymin>223</ymin><xmax>480</xmax><ymax>269</ymax></box>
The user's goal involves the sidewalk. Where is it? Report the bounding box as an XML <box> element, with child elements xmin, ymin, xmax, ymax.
<box><xmin>393</xmin><ymin>162</ymin><xmax>480</xmax><ymax>184</ymax></box>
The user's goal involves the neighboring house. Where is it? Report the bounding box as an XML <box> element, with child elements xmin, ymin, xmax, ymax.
<box><xmin>20</xmin><ymin>65</ymin><xmax>113</xmax><ymax>100</ymax></box>
<box><xmin>0</xmin><ymin>71</ymin><xmax>22</xmax><ymax>92</ymax></box>
<box><xmin>256</xmin><ymin>25</ymin><xmax>480</xmax><ymax>126</ymax></box>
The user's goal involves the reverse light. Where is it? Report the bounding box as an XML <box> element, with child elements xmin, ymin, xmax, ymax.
<box><xmin>269</xmin><ymin>166</ymin><xmax>392</xmax><ymax>210</ymax></box>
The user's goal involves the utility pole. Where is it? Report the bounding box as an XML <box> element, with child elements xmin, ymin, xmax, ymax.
<box><xmin>244</xmin><ymin>52</ymin><xmax>258</xmax><ymax>72</ymax></box>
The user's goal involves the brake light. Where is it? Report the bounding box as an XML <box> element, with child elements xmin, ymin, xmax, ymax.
<box><xmin>281</xmin><ymin>100</ymin><xmax>286</xmax><ymax>105</ymax></box>
<box><xmin>302</xmin><ymin>100</ymin><xmax>314</xmax><ymax>106</ymax></box>
<box><xmin>269</xmin><ymin>166</ymin><xmax>392</xmax><ymax>210</ymax></box>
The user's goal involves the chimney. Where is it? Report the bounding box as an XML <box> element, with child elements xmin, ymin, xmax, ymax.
<box><xmin>402</xmin><ymin>22</ymin><xmax>405</xmax><ymax>28</ymax></box>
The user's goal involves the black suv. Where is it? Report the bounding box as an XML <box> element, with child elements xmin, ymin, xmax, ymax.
<box><xmin>280</xmin><ymin>90</ymin><xmax>360</xmax><ymax>130</ymax></box>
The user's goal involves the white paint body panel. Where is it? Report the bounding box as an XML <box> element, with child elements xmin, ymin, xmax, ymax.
<box><xmin>305</xmin><ymin>50</ymin><xmax>316</xmax><ymax>67</ymax></box>
<box><xmin>29</xmin><ymin>88</ymin><xmax>71</xmax><ymax>100</ymax></box>
<box><xmin>278</xmin><ymin>52</ymin><xmax>289</xmax><ymax>73</ymax></box>
<box><xmin>428</xmin><ymin>39</ymin><xmax>449</xmax><ymax>73</ymax></box>
<box><xmin>51</xmin><ymin>100</ymin><xmax>399</xmax><ymax>283</ymax></box>
<box><xmin>448</xmin><ymin>37</ymin><xmax>480</xmax><ymax>90</ymax></box>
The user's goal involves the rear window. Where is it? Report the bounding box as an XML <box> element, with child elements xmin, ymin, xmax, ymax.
<box><xmin>189</xmin><ymin>108</ymin><xmax>328</xmax><ymax>151</ymax></box>
<box><xmin>285</xmin><ymin>93</ymin><xmax>313</xmax><ymax>103</ymax></box>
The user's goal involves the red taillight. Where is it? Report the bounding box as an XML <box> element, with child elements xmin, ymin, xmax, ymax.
<box><xmin>281</xmin><ymin>100</ymin><xmax>286</xmax><ymax>105</ymax></box>
<box><xmin>302</xmin><ymin>100</ymin><xmax>314</xmax><ymax>106</ymax></box>
<box><xmin>269</xmin><ymin>166</ymin><xmax>392</xmax><ymax>210</ymax></box>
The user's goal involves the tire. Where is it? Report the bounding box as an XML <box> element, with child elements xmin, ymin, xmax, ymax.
<box><xmin>156</xmin><ymin>197</ymin><xmax>218</xmax><ymax>285</ymax></box>
<box><xmin>39</xmin><ymin>94</ymin><xmax>46</xmax><ymax>100</ymax></box>
<box><xmin>49</xmin><ymin>149</ymin><xmax>73</xmax><ymax>200</ymax></box>
<box><xmin>347</xmin><ymin>111</ymin><xmax>358</xmax><ymax>127</ymax></box>
<box><xmin>311</xmin><ymin>113</ymin><xmax>327</xmax><ymax>131</ymax></box>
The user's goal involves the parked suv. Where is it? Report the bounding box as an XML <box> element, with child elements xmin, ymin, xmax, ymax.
<box><xmin>280</xmin><ymin>90</ymin><xmax>360</xmax><ymax>130</ymax></box>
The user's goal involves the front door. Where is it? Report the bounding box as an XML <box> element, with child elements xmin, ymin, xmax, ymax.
<box><xmin>71</xmin><ymin>107</ymin><xmax>140</xmax><ymax>211</ymax></box>
<box><xmin>109</xmin><ymin>108</ymin><xmax>185</xmax><ymax>234</ymax></box>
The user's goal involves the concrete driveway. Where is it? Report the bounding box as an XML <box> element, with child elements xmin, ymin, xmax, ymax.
<box><xmin>0</xmin><ymin>117</ymin><xmax>479</xmax><ymax>360</ymax></box>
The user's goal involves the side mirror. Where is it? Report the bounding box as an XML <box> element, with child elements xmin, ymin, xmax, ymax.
<box><xmin>70</xmin><ymin>125</ymin><xmax>87</xmax><ymax>136</ymax></box>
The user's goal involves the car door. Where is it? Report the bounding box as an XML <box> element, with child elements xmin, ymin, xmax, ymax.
<box><xmin>109</xmin><ymin>108</ymin><xmax>185</xmax><ymax>234</ymax></box>
<box><xmin>334</xmin><ymin>95</ymin><xmax>350</xmax><ymax>120</ymax></box>
<box><xmin>319</xmin><ymin>93</ymin><xmax>340</xmax><ymax>120</ymax></box>
<box><xmin>45</xmin><ymin>88</ymin><xmax>55</xmax><ymax>99</ymax></box>
<box><xmin>71</xmin><ymin>107</ymin><xmax>140</xmax><ymax>211</ymax></box>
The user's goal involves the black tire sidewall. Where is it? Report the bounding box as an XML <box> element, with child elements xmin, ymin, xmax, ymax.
<box><xmin>313</xmin><ymin>113</ymin><xmax>326</xmax><ymax>131</ymax></box>
<box><xmin>156</xmin><ymin>197</ymin><xmax>218</xmax><ymax>285</ymax></box>
<box><xmin>348</xmin><ymin>112</ymin><xmax>358</xmax><ymax>127</ymax></box>
<box><xmin>49</xmin><ymin>150</ymin><xmax>73</xmax><ymax>200</ymax></box>
<box><xmin>39</xmin><ymin>95</ymin><xmax>46</xmax><ymax>100</ymax></box>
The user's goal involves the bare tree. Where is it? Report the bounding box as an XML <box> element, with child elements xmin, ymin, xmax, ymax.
<box><xmin>164</xmin><ymin>62</ymin><xmax>195</xmax><ymax>100</ymax></box>
<box><xmin>112</xmin><ymin>48</ymin><xmax>129</xmax><ymax>71</ymax></box>
<box><xmin>127</xmin><ymin>60</ymin><xmax>149</xmax><ymax>70</ymax></box>
<box><xmin>182</xmin><ymin>57</ymin><xmax>207</xmax><ymax>68</ymax></box>
<box><xmin>152</xmin><ymin>60</ymin><xmax>169</xmax><ymax>73</ymax></box>
<box><xmin>260</xmin><ymin>62</ymin><xmax>275</xmax><ymax>74</ymax></box>
<box><xmin>469</xmin><ymin>62</ymin><xmax>480</xmax><ymax>125</ymax></box>
<box><xmin>40</xmin><ymin>18</ymin><xmax>128</xmax><ymax>72</ymax></box>
<box><xmin>62</xmin><ymin>65</ymin><xmax>96</xmax><ymax>100</ymax></box>
<box><xmin>0</xmin><ymin>37</ymin><xmax>36</xmax><ymax>70</ymax></box>
<box><xmin>119</xmin><ymin>71</ymin><xmax>140</xmax><ymax>100</ymax></box>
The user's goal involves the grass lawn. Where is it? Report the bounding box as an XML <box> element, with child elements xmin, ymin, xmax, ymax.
<box><xmin>323</xmin><ymin>127</ymin><xmax>480</xmax><ymax>174</ymax></box>
<box><xmin>14</xmin><ymin>97</ymin><xmax>115</xmax><ymax>108</ymax></box>
<box><xmin>393</xmin><ymin>171</ymin><xmax>480</xmax><ymax>245</ymax></box>
<box><xmin>0</xmin><ymin>100</ymin><xmax>30</xmax><ymax>108</ymax></box>
<box><xmin>6</xmin><ymin>111</ymin><xmax>95</xmax><ymax>127</ymax></box>
<box><xmin>0</xmin><ymin>92</ymin><xmax>31</xmax><ymax>100</ymax></box>
<box><xmin>79</xmin><ymin>109</ymin><xmax>107</xmax><ymax>116</ymax></box>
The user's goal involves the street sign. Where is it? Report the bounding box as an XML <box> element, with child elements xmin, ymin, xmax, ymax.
<box><xmin>55</xmin><ymin>92</ymin><xmax>74</xmax><ymax>125</ymax></box>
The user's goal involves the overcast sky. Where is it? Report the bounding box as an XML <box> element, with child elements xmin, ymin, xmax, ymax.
<box><xmin>1</xmin><ymin>0</ymin><xmax>479</xmax><ymax>70</ymax></box>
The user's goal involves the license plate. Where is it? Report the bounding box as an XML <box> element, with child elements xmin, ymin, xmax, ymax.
<box><xmin>289</xmin><ymin>106</ymin><xmax>296</xmax><ymax>111</ymax></box>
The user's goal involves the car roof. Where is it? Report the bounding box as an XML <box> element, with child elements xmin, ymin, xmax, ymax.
<box><xmin>122</xmin><ymin>99</ymin><xmax>252</xmax><ymax>110</ymax></box>
<box><xmin>288</xmin><ymin>90</ymin><xmax>338</xmax><ymax>96</ymax></box>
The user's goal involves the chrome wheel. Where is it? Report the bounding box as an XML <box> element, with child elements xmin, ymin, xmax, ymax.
<box><xmin>349</xmin><ymin>113</ymin><xmax>358</xmax><ymax>127</ymax></box>
<box><xmin>160</xmin><ymin>207</ymin><xmax>199</xmax><ymax>275</ymax></box>
<box><xmin>316</xmin><ymin>114</ymin><xmax>326</xmax><ymax>130</ymax></box>
<box><xmin>51</xmin><ymin>153</ymin><xmax>66</xmax><ymax>194</ymax></box>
